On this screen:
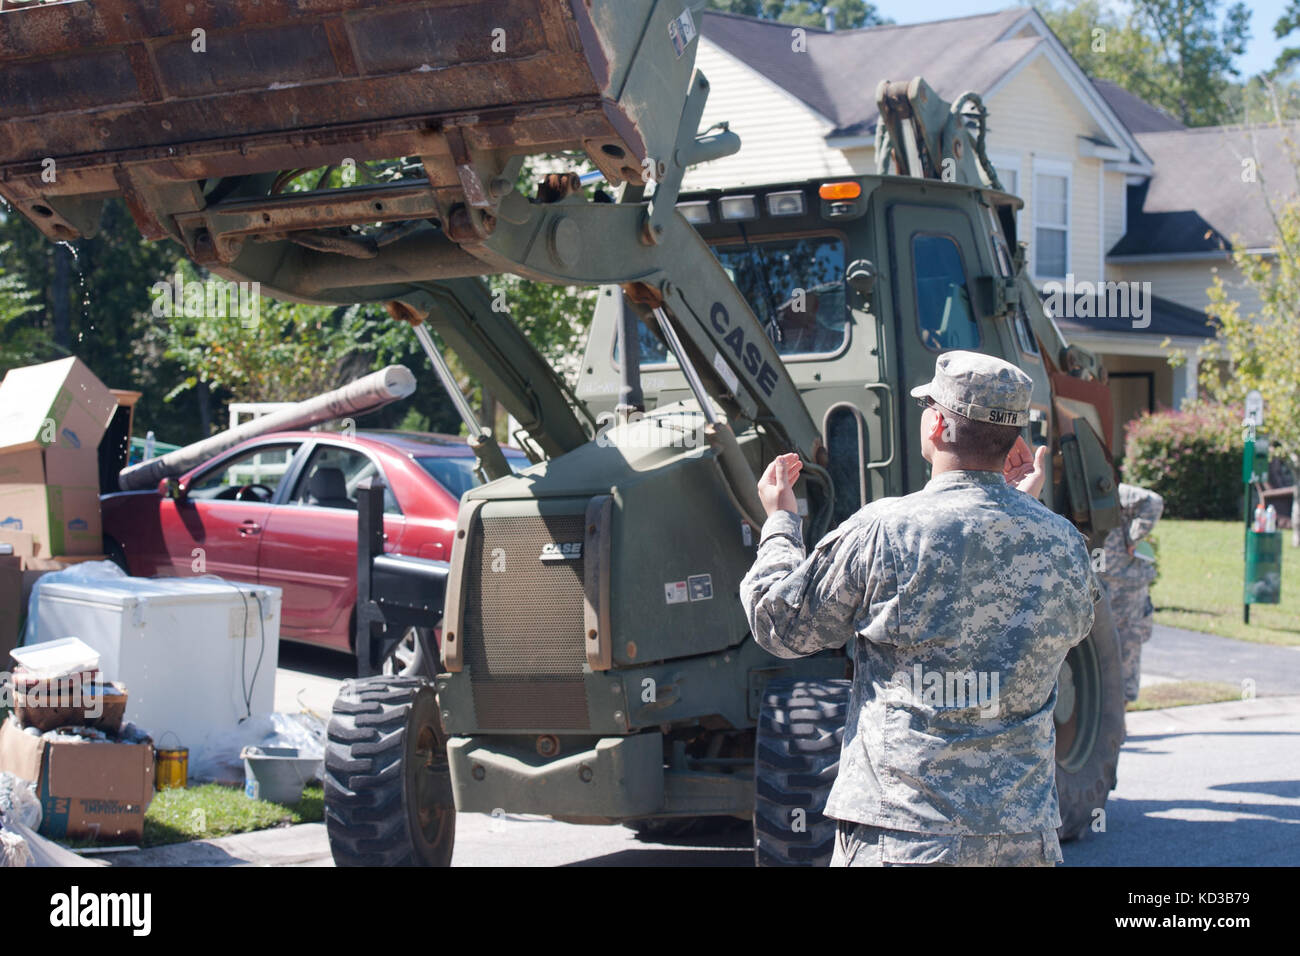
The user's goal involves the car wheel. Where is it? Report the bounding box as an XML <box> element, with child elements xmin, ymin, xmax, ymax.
<box><xmin>382</xmin><ymin>626</ymin><xmax>436</xmax><ymax>678</ymax></box>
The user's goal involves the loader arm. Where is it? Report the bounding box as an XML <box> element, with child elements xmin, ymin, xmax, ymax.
<box><xmin>389</xmin><ymin>278</ymin><xmax>597</xmax><ymax>460</ymax></box>
<box><xmin>458</xmin><ymin>193</ymin><xmax>822</xmax><ymax>461</ymax></box>
<box><xmin>0</xmin><ymin>0</ymin><xmax>821</xmax><ymax>466</ymax></box>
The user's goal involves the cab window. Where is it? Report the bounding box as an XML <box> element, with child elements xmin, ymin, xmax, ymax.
<box><xmin>625</xmin><ymin>234</ymin><xmax>849</xmax><ymax>364</ymax></box>
<box><xmin>913</xmin><ymin>234</ymin><xmax>980</xmax><ymax>351</ymax></box>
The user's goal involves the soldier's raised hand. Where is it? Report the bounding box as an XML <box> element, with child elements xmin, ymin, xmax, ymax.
<box><xmin>758</xmin><ymin>453</ymin><xmax>802</xmax><ymax>517</ymax></box>
<box><xmin>1003</xmin><ymin>436</ymin><xmax>1048</xmax><ymax>498</ymax></box>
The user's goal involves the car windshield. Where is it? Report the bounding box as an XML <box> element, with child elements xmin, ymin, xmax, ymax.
<box><xmin>416</xmin><ymin>456</ymin><xmax>520</xmax><ymax>498</ymax></box>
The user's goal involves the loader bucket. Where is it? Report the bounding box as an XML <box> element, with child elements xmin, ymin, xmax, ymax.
<box><xmin>0</xmin><ymin>0</ymin><xmax>700</xmax><ymax>244</ymax></box>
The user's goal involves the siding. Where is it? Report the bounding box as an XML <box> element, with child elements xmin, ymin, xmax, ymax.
<box><xmin>681</xmin><ymin>39</ymin><xmax>856</xmax><ymax>191</ymax></box>
<box><xmin>1108</xmin><ymin>258</ymin><xmax>1264</xmax><ymax>316</ymax></box>
<box><xmin>985</xmin><ymin>55</ymin><xmax>1110</xmax><ymax>286</ymax></box>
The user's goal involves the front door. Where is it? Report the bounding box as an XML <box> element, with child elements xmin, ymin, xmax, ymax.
<box><xmin>159</xmin><ymin>441</ymin><xmax>303</xmax><ymax>583</ymax></box>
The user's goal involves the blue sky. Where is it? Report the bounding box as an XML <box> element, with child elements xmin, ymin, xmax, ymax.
<box><xmin>871</xmin><ymin>1</ymin><xmax>1293</xmax><ymax>78</ymax></box>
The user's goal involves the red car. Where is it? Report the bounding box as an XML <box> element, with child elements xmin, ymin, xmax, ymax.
<box><xmin>100</xmin><ymin>430</ymin><xmax>527</xmax><ymax>661</ymax></box>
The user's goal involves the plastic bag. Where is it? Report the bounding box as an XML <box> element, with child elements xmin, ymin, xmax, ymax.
<box><xmin>186</xmin><ymin>716</ymin><xmax>276</xmax><ymax>785</ymax></box>
<box><xmin>262</xmin><ymin>712</ymin><xmax>325</xmax><ymax>758</ymax></box>
<box><xmin>0</xmin><ymin>826</ymin><xmax>32</xmax><ymax>867</ymax></box>
<box><xmin>23</xmin><ymin>559</ymin><xmax>128</xmax><ymax>646</ymax></box>
<box><xmin>0</xmin><ymin>772</ymin><xmax>41</xmax><ymax>830</ymax></box>
<box><xmin>3</xmin><ymin>821</ymin><xmax>106</xmax><ymax>867</ymax></box>
<box><xmin>187</xmin><ymin>712</ymin><xmax>326</xmax><ymax>785</ymax></box>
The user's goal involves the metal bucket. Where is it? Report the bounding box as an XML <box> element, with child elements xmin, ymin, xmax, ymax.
<box><xmin>155</xmin><ymin>747</ymin><xmax>189</xmax><ymax>791</ymax></box>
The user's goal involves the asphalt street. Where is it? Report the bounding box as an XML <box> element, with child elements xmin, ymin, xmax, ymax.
<box><xmin>1142</xmin><ymin>624</ymin><xmax>1300</xmax><ymax>696</ymax></box>
<box><xmin>101</xmin><ymin>629</ymin><xmax>1300</xmax><ymax>867</ymax></box>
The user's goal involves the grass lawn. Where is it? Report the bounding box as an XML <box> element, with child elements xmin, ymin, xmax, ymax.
<box><xmin>1127</xmin><ymin>680</ymin><xmax>1241</xmax><ymax>711</ymax></box>
<box><xmin>140</xmin><ymin>783</ymin><xmax>324</xmax><ymax>848</ymax></box>
<box><xmin>1150</xmin><ymin>520</ymin><xmax>1300</xmax><ymax>647</ymax></box>
<box><xmin>62</xmin><ymin>783</ymin><xmax>324</xmax><ymax>851</ymax></box>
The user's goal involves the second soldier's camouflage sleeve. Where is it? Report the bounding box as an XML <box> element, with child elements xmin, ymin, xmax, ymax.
<box><xmin>739</xmin><ymin>509</ymin><xmax>886</xmax><ymax>659</ymax></box>
<box><xmin>1126</xmin><ymin>486</ymin><xmax>1164</xmax><ymax>544</ymax></box>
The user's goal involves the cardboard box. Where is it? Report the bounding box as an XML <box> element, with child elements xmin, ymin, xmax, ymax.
<box><xmin>0</xmin><ymin>356</ymin><xmax>117</xmax><ymax>459</ymax></box>
<box><xmin>0</xmin><ymin>359</ymin><xmax>111</xmax><ymax>556</ymax></box>
<box><xmin>0</xmin><ymin>528</ymin><xmax>38</xmax><ymax>560</ymax></box>
<box><xmin>0</xmin><ymin>716</ymin><xmax>154</xmax><ymax>843</ymax></box>
<box><xmin>0</xmin><ymin>478</ymin><xmax>101</xmax><ymax>555</ymax></box>
<box><xmin>0</xmin><ymin>555</ymin><xmax>20</xmax><ymax>661</ymax></box>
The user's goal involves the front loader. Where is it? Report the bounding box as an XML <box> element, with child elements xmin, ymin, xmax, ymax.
<box><xmin>2</xmin><ymin>0</ymin><xmax>1125</xmax><ymax>866</ymax></box>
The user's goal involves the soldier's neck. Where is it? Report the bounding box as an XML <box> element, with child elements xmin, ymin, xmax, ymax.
<box><xmin>927</xmin><ymin>452</ymin><xmax>1001</xmax><ymax>476</ymax></box>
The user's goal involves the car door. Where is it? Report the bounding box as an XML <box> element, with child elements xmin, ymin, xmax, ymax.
<box><xmin>157</xmin><ymin>441</ymin><xmax>304</xmax><ymax>583</ymax></box>
<box><xmin>256</xmin><ymin>442</ymin><xmax>405</xmax><ymax>649</ymax></box>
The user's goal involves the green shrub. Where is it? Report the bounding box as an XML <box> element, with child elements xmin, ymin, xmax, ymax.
<box><xmin>1121</xmin><ymin>401</ymin><xmax>1243</xmax><ymax>519</ymax></box>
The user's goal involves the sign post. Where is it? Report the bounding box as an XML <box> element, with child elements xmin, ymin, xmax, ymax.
<box><xmin>1243</xmin><ymin>391</ymin><xmax>1281</xmax><ymax>623</ymax></box>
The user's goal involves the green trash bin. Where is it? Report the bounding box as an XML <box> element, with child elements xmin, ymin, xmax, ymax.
<box><xmin>1245</xmin><ymin>530</ymin><xmax>1283</xmax><ymax>604</ymax></box>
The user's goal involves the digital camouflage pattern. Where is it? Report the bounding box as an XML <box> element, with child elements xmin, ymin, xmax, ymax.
<box><xmin>1098</xmin><ymin>482</ymin><xmax>1165</xmax><ymax>702</ymax></box>
<box><xmin>908</xmin><ymin>350</ymin><xmax>1033</xmax><ymax>427</ymax></box>
<box><xmin>740</xmin><ymin>469</ymin><xmax>1100</xmax><ymax>838</ymax></box>
<box><xmin>830</xmin><ymin>820</ymin><xmax>1062</xmax><ymax>867</ymax></box>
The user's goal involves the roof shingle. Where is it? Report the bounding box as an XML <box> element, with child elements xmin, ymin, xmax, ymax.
<box><xmin>699</xmin><ymin>8</ymin><xmax>1039</xmax><ymax>137</ymax></box>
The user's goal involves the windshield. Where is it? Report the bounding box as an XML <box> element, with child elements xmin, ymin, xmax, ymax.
<box><xmin>624</xmin><ymin>234</ymin><xmax>848</xmax><ymax>365</ymax></box>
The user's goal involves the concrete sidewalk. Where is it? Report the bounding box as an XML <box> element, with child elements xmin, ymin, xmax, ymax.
<box><xmin>106</xmin><ymin>823</ymin><xmax>333</xmax><ymax>867</ymax></box>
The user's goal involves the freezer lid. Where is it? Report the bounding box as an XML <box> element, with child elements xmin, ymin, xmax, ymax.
<box><xmin>36</xmin><ymin>577</ymin><xmax>280</xmax><ymax>609</ymax></box>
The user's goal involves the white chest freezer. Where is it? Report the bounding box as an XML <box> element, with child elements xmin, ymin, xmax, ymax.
<box><xmin>34</xmin><ymin>577</ymin><xmax>280</xmax><ymax>759</ymax></box>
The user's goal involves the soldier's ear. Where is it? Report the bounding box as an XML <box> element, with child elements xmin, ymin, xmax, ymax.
<box><xmin>927</xmin><ymin>409</ymin><xmax>948</xmax><ymax>444</ymax></box>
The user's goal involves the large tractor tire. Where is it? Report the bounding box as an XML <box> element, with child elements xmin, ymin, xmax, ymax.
<box><xmin>1054</xmin><ymin>588</ymin><xmax>1127</xmax><ymax>842</ymax></box>
<box><xmin>324</xmin><ymin>675</ymin><xmax>456</xmax><ymax>866</ymax></box>
<box><xmin>753</xmin><ymin>678</ymin><xmax>851</xmax><ymax>866</ymax></box>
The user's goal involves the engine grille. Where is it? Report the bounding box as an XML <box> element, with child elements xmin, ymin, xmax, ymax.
<box><xmin>463</xmin><ymin>511</ymin><xmax>590</xmax><ymax>729</ymax></box>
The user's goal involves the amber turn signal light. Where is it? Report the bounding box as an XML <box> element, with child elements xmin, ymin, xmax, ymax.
<box><xmin>818</xmin><ymin>181</ymin><xmax>861</xmax><ymax>201</ymax></box>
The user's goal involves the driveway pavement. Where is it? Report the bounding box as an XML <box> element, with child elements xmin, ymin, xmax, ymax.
<box><xmin>104</xmin><ymin>694</ymin><xmax>1300</xmax><ymax>867</ymax></box>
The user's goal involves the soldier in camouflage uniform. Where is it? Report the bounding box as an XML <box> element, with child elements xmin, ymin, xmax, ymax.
<box><xmin>1098</xmin><ymin>482</ymin><xmax>1164</xmax><ymax>702</ymax></box>
<box><xmin>740</xmin><ymin>351</ymin><xmax>1101</xmax><ymax>867</ymax></box>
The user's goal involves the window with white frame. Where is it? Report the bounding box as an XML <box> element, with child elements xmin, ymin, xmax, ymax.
<box><xmin>1033</xmin><ymin>162</ymin><xmax>1070</xmax><ymax>279</ymax></box>
<box><xmin>988</xmin><ymin>153</ymin><xmax>1020</xmax><ymax>206</ymax></box>
<box><xmin>987</xmin><ymin>154</ymin><xmax>1022</xmax><ymax>242</ymax></box>
<box><xmin>1001</xmin><ymin>166</ymin><xmax>1020</xmax><ymax>201</ymax></box>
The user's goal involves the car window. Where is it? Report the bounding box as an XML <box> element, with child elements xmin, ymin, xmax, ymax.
<box><xmin>415</xmin><ymin>456</ymin><xmax>523</xmax><ymax>498</ymax></box>
<box><xmin>290</xmin><ymin>445</ymin><xmax>399</xmax><ymax>514</ymax></box>
<box><xmin>188</xmin><ymin>443</ymin><xmax>301</xmax><ymax>501</ymax></box>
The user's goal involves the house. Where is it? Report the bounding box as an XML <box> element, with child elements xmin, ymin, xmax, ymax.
<box><xmin>681</xmin><ymin>7</ymin><xmax>1293</xmax><ymax>456</ymax></box>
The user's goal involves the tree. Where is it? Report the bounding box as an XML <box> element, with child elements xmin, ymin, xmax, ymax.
<box><xmin>1195</xmin><ymin>124</ymin><xmax>1300</xmax><ymax>544</ymax></box>
<box><xmin>1272</xmin><ymin>1</ymin><xmax>1300</xmax><ymax>74</ymax></box>
<box><xmin>0</xmin><ymin>240</ymin><xmax>55</xmax><ymax>372</ymax></box>
<box><xmin>704</xmin><ymin>0</ymin><xmax>889</xmax><ymax>29</ymax></box>
<box><xmin>1036</xmin><ymin>0</ymin><xmax>1250</xmax><ymax>127</ymax></box>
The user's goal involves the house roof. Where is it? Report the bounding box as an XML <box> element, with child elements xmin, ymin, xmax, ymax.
<box><xmin>1090</xmin><ymin>79</ymin><xmax>1185</xmax><ymax>133</ymax></box>
<box><xmin>1046</xmin><ymin>292</ymin><xmax>1217</xmax><ymax>339</ymax></box>
<box><xmin>699</xmin><ymin>8</ymin><xmax>1044</xmax><ymax>138</ymax></box>
<box><xmin>1110</xmin><ymin>124</ymin><xmax>1300</xmax><ymax>257</ymax></box>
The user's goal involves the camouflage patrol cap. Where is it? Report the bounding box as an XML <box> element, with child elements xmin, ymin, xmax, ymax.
<box><xmin>909</xmin><ymin>350</ymin><xmax>1032</xmax><ymax>427</ymax></box>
